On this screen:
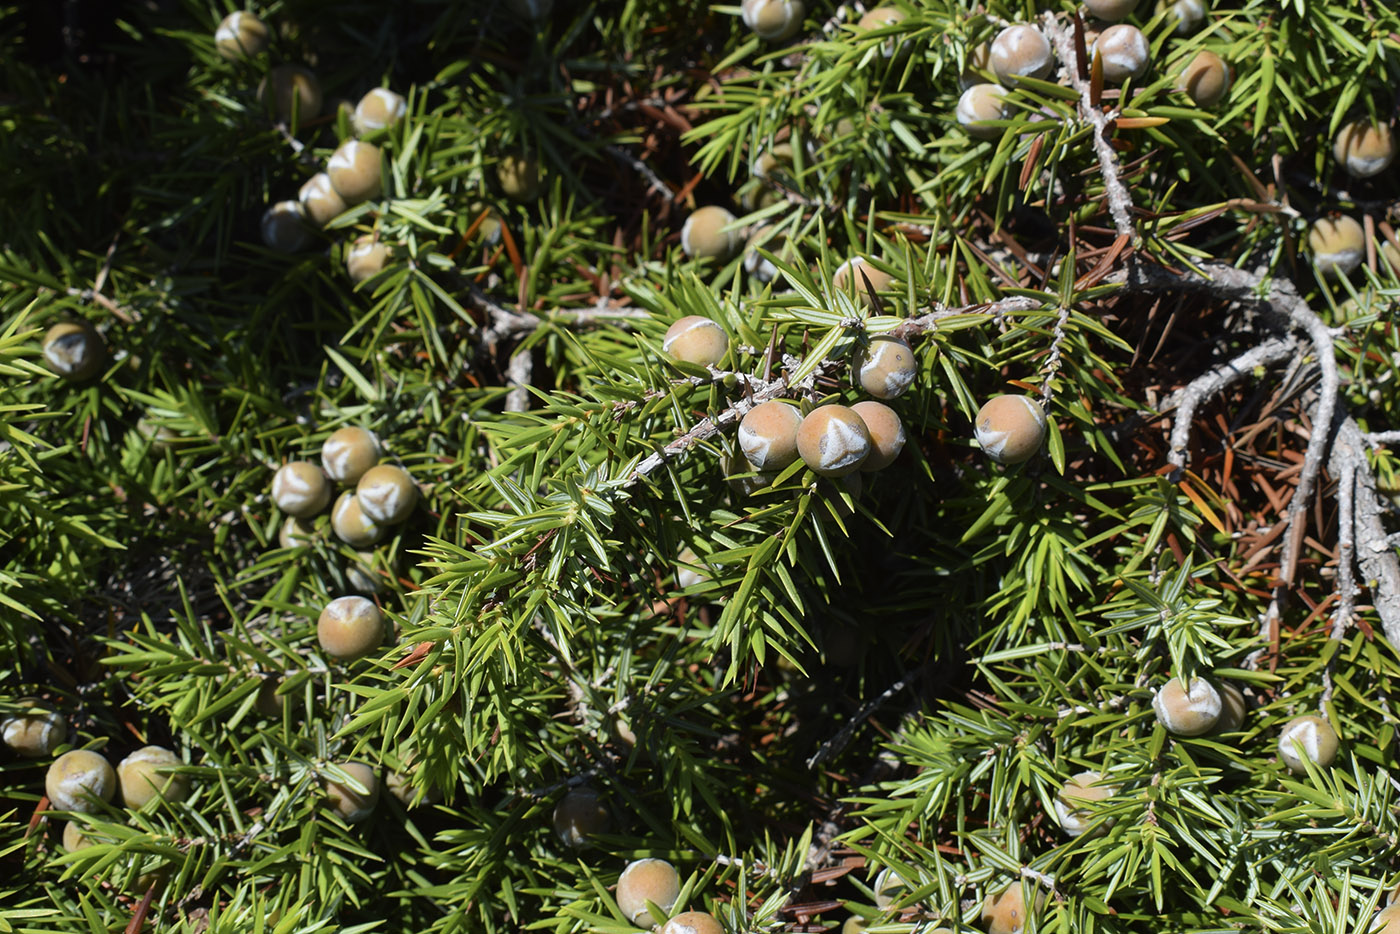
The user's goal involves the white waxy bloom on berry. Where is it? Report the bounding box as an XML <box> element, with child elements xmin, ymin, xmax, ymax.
<box><xmin>261</xmin><ymin>201</ymin><xmax>312</xmax><ymax>252</ymax></box>
<box><xmin>990</xmin><ymin>24</ymin><xmax>1053</xmax><ymax>86</ymax></box>
<box><xmin>681</xmin><ymin>206</ymin><xmax>742</xmax><ymax>260</ymax></box>
<box><xmin>332</xmin><ymin>491</ymin><xmax>384</xmax><ymax>547</ymax></box>
<box><xmin>272</xmin><ymin>461</ymin><xmax>332</xmax><ymax>517</ymax></box>
<box><xmin>1093</xmin><ymin>24</ymin><xmax>1150</xmax><ymax>84</ymax></box>
<box><xmin>353</xmin><ymin>88</ymin><xmax>407</xmax><ymax>136</ymax></box>
<box><xmin>974</xmin><ymin>395</ymin><xmax>1046</xmax><ymax>465</ymax></box>
<box><xmin>1277</xmin><ymin>715</ymin><xmax>1340</xmax><ymax>774</ymax></box>
<box><xmin>214</xmin><ymin>11</ymin><xmax>268</xmax><ymax>60</ymax></box>
<box><xmin>321</xmin><ymin>427</ymin><xmax>381</xmax><ymax>484</ymax></box>
<box><xmin>797</xmin><ymin>406</ymin><xmax>872</xmax><ymax>477</ymax></box>
<box><xmin>299</xmin><ymin>173</ymin><xmax>346</xmax><ymax>227</ymax></box>
<box><xmin>327</xmin><ymin>140</ymin><xmax>383</xmax><ymax>204</ymax></box>
<box><xmin>663</xmin><ymin>316</ymin><xmax>729</xmax><ymax>367</ymax></box>
<box><xmin>741</xmin><ymin>0</ymin><xmax>805</xmax><ymax>41</ymax></box>
<box><xmin>1332</xmin><ymin>120</ymin><xmax>1395</xmax><ymax>179</ymax></box>
<box><xmin>957</xmin><ymin>83</ymin><xmax>1009</xmax><ymax>139</ymax></box>
<box><xmin>1153</xmin><ymin>677</ymin><xmax>1222</xmax><ymax>736</ymax></box>
<box><xmin>356</xmin><ymin>464</ymin><xmax>417</xmax><ymax>525</ymax></box>
<box><xmin>738</xmin><ymin>401</ymin><xmax>803</xmax><ymax>472</ymax></box>
<box><xmin>1307</xmin><ymin>216</ymin><xmax>1365</xmax><ymax>277</ymax></box>
<box><xmin>43</xmin><ymin>321</ymin><xmax>104</xmax><ymax>381</ymax></box>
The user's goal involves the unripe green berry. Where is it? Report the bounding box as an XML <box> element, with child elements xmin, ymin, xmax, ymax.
<box><xmin>135</xmin><ymin>416</ymin><xmax>178</xmax><ymax>450</ymax></box>
<box><xmin>353</xmin><ymin>88</ymin><xmax>407</xmax><ymax>136</ymax></box>
<box><xmin>386</xmin><ymin>752</ymin><xmax>442</xmax><ymax>807</ymax></box>
<box><xmin>261</xmin><ymin>201</ymin><xmax>313</xmax><ymax>252</ymax></box>
<box><xmin>957</xmin><ymin>83</ymin><xmax>1009</xmax><ymax>139</ymax></box>
<box><xmin>842</xmin><ymin>917</ymin><xmax>868</xmax><ymax>934</ymax></box>
<box><xmin>467</xmin><ymin>200</ymin><xmax>504</xmax><ymax>244</ymax></box>
<box><xmin>355</xmin><ymin>464</ymin><xmax>417</xmax><ymax>525</ymax></box>
<box><xmin>298</xmin><ymin>173</ymin><xmax>346</xmax><ymax>228</ymax></box>
<box><xmin>255</xmin><ymin>677</ymin><xmax>284</xmax><ymax>717</ymax></box>
<box><xmin>1214</xmin><ymin>681</ymin><xmax>1247</xmax><ymax>733</ymax></box>
<box><xmin>850</xmin><ymin>401</ymin><xmax>905</xmax><ymax>471</ymax></box>
<box><xmin>1277</xmin><ymin>714</ymin><xmax>1339</xmax><ymax>774</ymax></box>
<box><xmin>857</xmin><ymin>6</ymin><xmax>905</xmax><ymax>30</ymax></box>
<box><xmin>663</xmin><ymin>316</ymin><xmax>729</xmax><ymax>367</ymax></box>
<box><xmin>258</xmin><ymin>65</ymin><xmax>322</xmax><ymax>123</ymax></box>
<box><xmin>1054</xmin><ymin>771</ymin><xmax>1116</xmax><ymax>838</ymax></box>
<box><xmin>676</xmin><ymin>546</ymin><xmax>712</xmax><ymax>590</ymax></box>
<box><xmin>43</xmin><ymin>321</ymin><xmax>105</xmax><ymax>381</ymax></box>
<box><xmin>322</xmin><ymin>427</ymin><xmax>381</xmax><ymax>484</ymax></box>
<box><xmin>347</xmin><ymin>550</ymin><xmax>387</xmax><ymax>594</ymax></box>
<box><xmin>552</xmin><ymin>787</ymin><xmax>610</xmax><ymax>848</ymax></box>
<box><xmin>855</xmin><ymin>7</ymin><xmax>906</xmax><ymax>57</ymax></box>
<box><xmin>497</xmin><ymin>151</ymin><xmax>541</xmax><ymax>201</ymax></box>
<box><xmin>797</xmin><ymin>405</ymin><xmax>872</xmax><ymax>477</ymax></box>
<box><xmin>45</xmin><ymin>750</ymin><xmax>117</xmax><ymax>813</ymax></box>
<box><xmin>317</xmin><ymin>595</ymin><xmax>385</xmax><ymax>660</ymax></box>
<box><xmin>974</xmin><ymin>395</ymin><xmax>1046</xmax><ymax>465</ymax></box>
<box><xmin>1158</xmin><ymin>0</ymin><xmax>1205</xmax><ymax>34</ymax></box>
<box><xmin>743</xmin><ymin>226</ymin><xmax>795</xmax><ymax>283</ymax></box>
<box><xmin>750</xmin><ymin>143</ymin><xmax>794</xmax><ymax>181</ymax></box>
<box><xmin>722</xmin><ymin>453</ymin><xmax>776</xmax><ymax>496</ymax></box>
<box><xmin>61</xmin><ymin>821</ymin><xmax>93</xmax><ymax>852</ymax></box>
<box><xmin>327</xmin><ymin>140</ymin><xmax>383</xmax><ymax>204</ymax></box>
<box><xmin>2</xmin><ymin>703</ymin><xmax>66</xmax><ymax>758</ymax></box>
<box><xmin>681</xmin><ymin>206</ymin><xmax>742</xmax><ymax>260</ymax></box>
<box><xmin>741</xmin><ymin>0</ymin><xmax>805</xmax><ymax>40</ymax></box>
<box><xmin>989</xmin><ymin>24</ymin><xmax>1053</xmax><ymax>86</ymax></box>
<box><xmin>117</xmin><ymin>745</ymin><xmax>190</xmax><ymax>809</ymax></box>
<box><xmin>278</xmin><ymin>515</ymin><xmax>317</xmax><ymax>549</ymax></box>
<box><xmin>958</xmin><ymin>42</ymin><xmax>992</xmax><ymax>90</ymax></box>
<box><xmin>661</xmin><ymin>912</ymin><xmax>724</xmax><ymax>934</ymax></box>
<box><xmin>617</xmin><ymin>858</ymin><xmax>681</xmax><ymax>923</ymax></box>
<box><xmin>214</xmin><ymin>11</ymin><xmax>268</xmax><ymax>60</ymax></box>
<box><xmin>872</xmin><ymin>868</ymin><xmax>905</xmax><ymax>909</ymax></box>
<box><xmin>332</xmin><ymin>492</ymin><xmax>384</xmax><ymax>547</ymax></box>
<box><xmin>272</xmin><ymin>461</ymin><xmax>331</xmax><ymax>518</ymax></box>
<box><xmin>832</xmin><ymin>257</ymin><xmax>893</xmax><ymax>306</ymax></box>
<box><xmin>1177</xmin><ymin>50</ymin><xmax>1231</xmax><ymax>108</ymax></box>
<box><xmin>738</xmin><ymin>401</ymin><xmax>803</xmax><ymax>472</ymax></box>
<box><xmin>1152</xmin><ymin>676</ymin><xmax>1221</xmax><ymax>736</ymax></box>
<box><xmin>853</xmin><ymin>335</ymin><xmax>916</xmax><ymax>400</ymax></box>
<box><xmin>982</xmin><ymin>884</ymin><xmax>1042</xmax><ymax>934</ymax></box>
<box><xmin>1371</xmin><ymin>905</ymin><xmax>1400</xmax><ymax>934</ymax></box>
<box><xmin>1308</xmin><ymin>216</ymin><xmax>1365</xmax><ymax>277</ymax></box>
<box><xmin>1094</xmin><ymin>24</ymin><xmax>1150</xmax><ymax>83</ymax></box>
<box><xmin>346</xmin><ymin>235</ymin><xmax>390</xmax><ymax>284</ymax></box>
<box><xmin>1083</xmin><ymin>0</ymin><xmax>1139</xmax><ymax>21</ymax></box>
<box><xmin>324</xmin><ymin>761</ymin><xmax>379</xmax><ymax>822</ymax></box>
<box><xmin>1333</xmin><ymin>120</ymin><xmax>1395</xmax><ymax>179</ymax></box>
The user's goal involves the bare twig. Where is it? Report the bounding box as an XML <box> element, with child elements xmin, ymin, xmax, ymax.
<box><xmin>896</xmin><ymin>295</ymin><xmax>1044</xmax><ymax>339</ymax></box>
<box><xmin>1322</xmin><ymin>451</ymin><xmax>1356</xmax><ymax>705</ymax></box>
<box><xmin>505</xmin><ymin>346</ymin><xmax>533</xmax><ymax>413</ymax></box>
<box><xmin>805</xmin><ymin>666</ymin><xmax>923</xmax><ymax>770</ymax></box>
<box><xmin>1365</xmin><ymin>430</ymin><xmax>1400</xmax><ymax>447</ymax></box>
<box><xmin>1041</xmin><ymin>14</ymin><xmax>1136</xmax><ymax>240</ymax></box>
<box><xmin>1119</xmin><ymin>259</ymin><xmax>1387</xmax><ymax>656</ymax></box>
<box><xmin>1329</xmin><ymin>412</ymin><xmax>1400</xmax><ymax>646</ymax></box>
<box><xmin>468</xmin><ymin>284</ymin><xmax>650</xmax><ymax>341</ymax></box>
<box><xmin>620</xmin><ymin>362</ymin><xmax>834</xmax><ymax>487</ymax></box>
<box><xmin>1039</xmin><ymin>302</ymin><xmax>1074</xmax><ymax>404</ymax></box>
<box><xmin>605</xmin><ymin>144</ymin><xmax>672</xmax><ymax>199</ymax></box>
<box><xmin>1158</xmin><ymin>336</ymin><xmax>1298</xmax><ymax>477</ymax></box>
